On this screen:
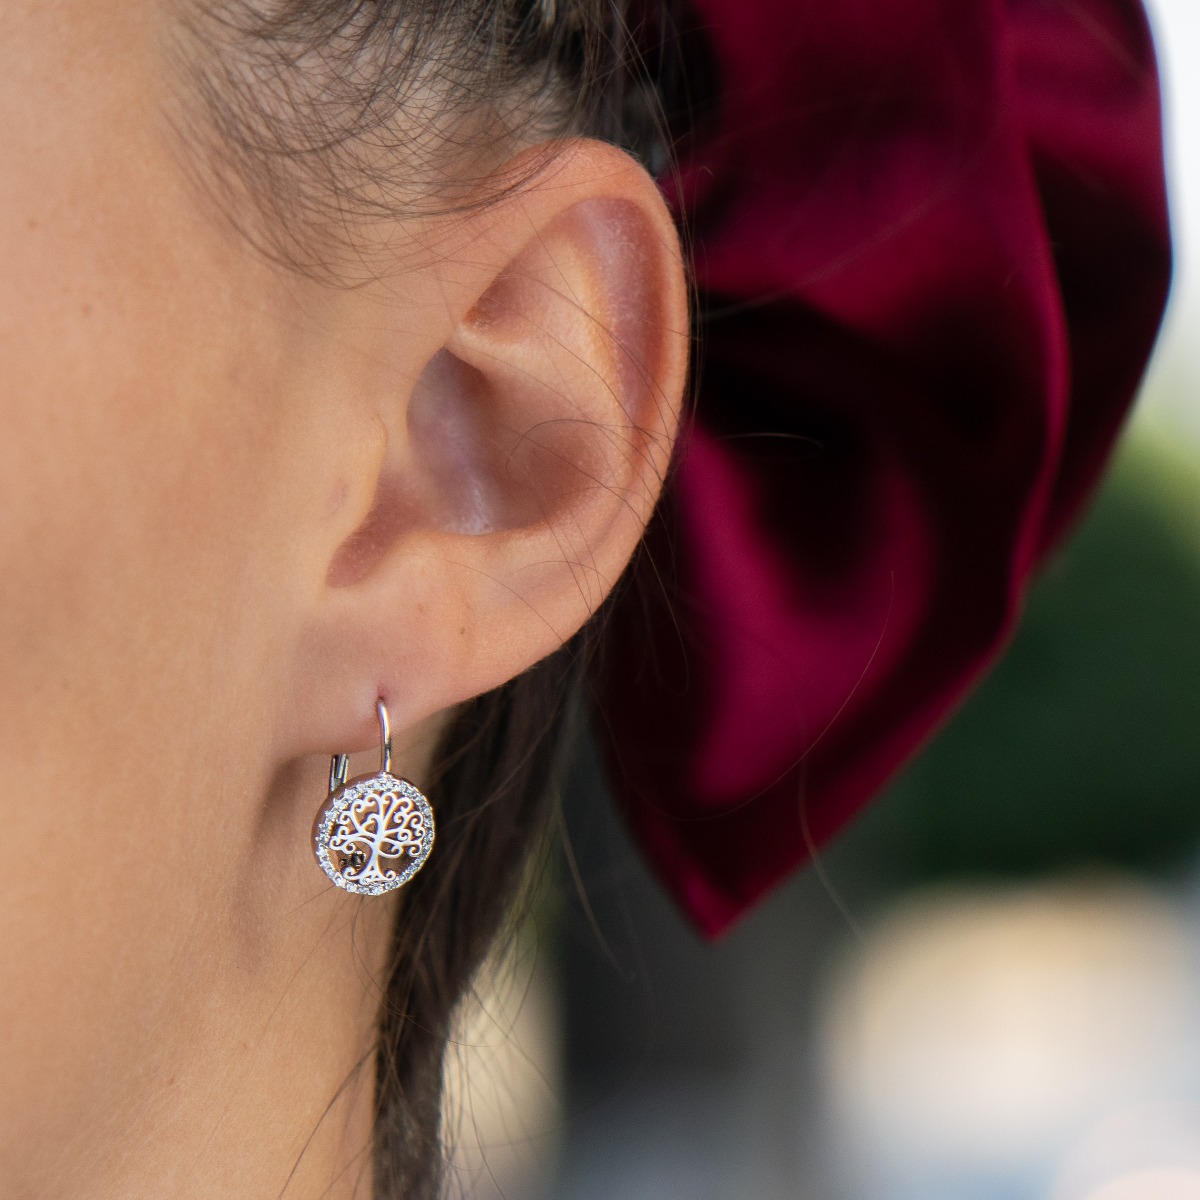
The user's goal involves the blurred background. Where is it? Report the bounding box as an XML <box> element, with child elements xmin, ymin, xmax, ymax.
<box><xmin>442</xmin><ymin>3</ymin><xmax>1200</xmax><ymax>1197</ymax></box>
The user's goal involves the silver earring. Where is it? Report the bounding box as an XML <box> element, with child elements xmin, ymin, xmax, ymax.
<box><xmin>312</xmin><ymin>698</ymin><xmax>436</xmax><ymax>895</ymax></box>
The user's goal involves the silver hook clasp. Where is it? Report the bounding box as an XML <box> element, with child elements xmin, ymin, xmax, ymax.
<box><xmin>328</xmin><ymin>698</ymin><xmax>392</xmax><ymax>794</ymax></box>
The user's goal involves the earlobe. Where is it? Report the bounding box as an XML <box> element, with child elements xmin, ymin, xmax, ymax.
<box><xmin>291</xmin><ymin>141</ymin><xmax>688</xmax><ymax>760</ymax></box>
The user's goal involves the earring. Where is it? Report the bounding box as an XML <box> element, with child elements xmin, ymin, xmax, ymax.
<box><xmin>312</xmin><ymin>698</ymin><xmax>436</xmax><ymax>895</ymax></box>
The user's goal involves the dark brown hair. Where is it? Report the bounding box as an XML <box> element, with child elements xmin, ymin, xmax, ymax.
<box><xmin>176</xmin><ymin>0</ymin><xmax>677</xmax><ymax>272</ymax></box>
<box><xmin>178</xmin><ymin>1</ymin><xmax>685</xmax><ymax>1195</ymax></box>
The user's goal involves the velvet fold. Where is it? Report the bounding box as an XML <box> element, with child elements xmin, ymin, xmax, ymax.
<box><xmin>600</xmin><ymin>0</ymin><xmax>1172</xmax><ymax>937</ymax></box>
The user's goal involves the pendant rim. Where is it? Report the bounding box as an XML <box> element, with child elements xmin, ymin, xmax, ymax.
<box><xmin>313</xmin><ymin>770</ymin><xmax>435</xmax><ymax>895</ymax></box>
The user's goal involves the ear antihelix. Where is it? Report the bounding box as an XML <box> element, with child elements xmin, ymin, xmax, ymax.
<box><xmin>429</xmin><ymin>196</ymin><xmax>682</xmax><ymax>538</ymax></box>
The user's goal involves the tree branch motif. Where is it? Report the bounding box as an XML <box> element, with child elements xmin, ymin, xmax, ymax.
<box><xmin>329</xmin><ymin>786</ymin><xmax>429</xmax><ymax>886</ymax></box>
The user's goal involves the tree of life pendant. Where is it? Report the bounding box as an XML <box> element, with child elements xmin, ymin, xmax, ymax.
<box><xmin>313</xmin><ymin>772</ymin><xmax>435</xmax><ymax>895</ymax></box>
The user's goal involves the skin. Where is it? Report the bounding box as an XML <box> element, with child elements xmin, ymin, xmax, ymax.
<box><xmin>0</xmin><ymin>2</ymin><xmax>688</xmax><ymax>1197</ymax></box>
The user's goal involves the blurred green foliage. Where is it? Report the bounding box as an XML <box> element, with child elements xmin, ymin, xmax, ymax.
<box><xmin>863</xmin><ymin>425</ymin><xmax>1200</xmax><ymax>884</ymax></box>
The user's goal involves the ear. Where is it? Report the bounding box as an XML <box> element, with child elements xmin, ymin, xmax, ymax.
<box><xmin>285</xmin><ymin>140</ymin><xmax>688</xmax><ymax>760</ymax></box>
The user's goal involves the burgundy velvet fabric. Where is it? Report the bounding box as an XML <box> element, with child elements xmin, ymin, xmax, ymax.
<box><xmin>599</xmin><ymin>0</ymin><xmax>1172</xmax><ymax>937</ymax></box>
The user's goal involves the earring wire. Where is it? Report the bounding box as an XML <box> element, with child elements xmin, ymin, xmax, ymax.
<box><xmin>328</xmin><ymin>698</ymin><xmax>392</xmax><ymax>794</ymax></box>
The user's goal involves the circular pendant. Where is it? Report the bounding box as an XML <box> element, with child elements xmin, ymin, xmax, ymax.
<box><xmin>313</xmin><ymin>772</ymin><xmax>435</xmax><ymax>895</ymax></box>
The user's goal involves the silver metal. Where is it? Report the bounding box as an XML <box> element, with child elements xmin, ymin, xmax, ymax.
<box><xmin>314</xmin><ymin>697</ymin><xmax>435</xmax><ymax>895</ymax></box>
<box><xmin>377</xmin><ymin>697</ymin><xmax>392</xmax><ymax>774</ymax></box>
<box><xmin>329</xmin><ymin>754</ymin><xmax>349</xmax><ymax>794</ymax></box>
<box><xmin>327</xmin><ymin>698</ymin><xmax>390</xmax><ymax>792</ymax></box>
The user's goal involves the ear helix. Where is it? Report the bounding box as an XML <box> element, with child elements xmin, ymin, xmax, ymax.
<box><xmin>312</xmin><ymin>699</ymin><xmax>435</xmax><ymax>895</ymax></box>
